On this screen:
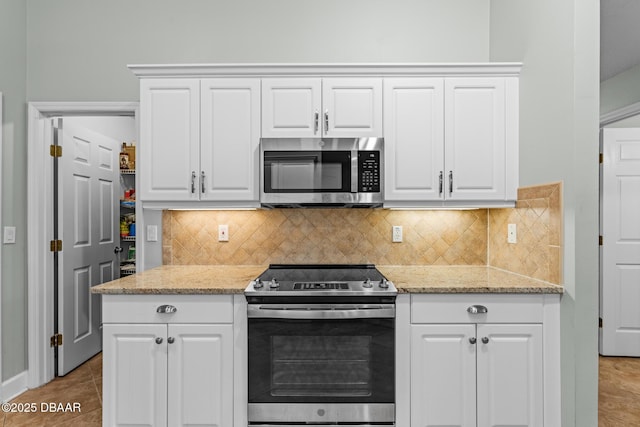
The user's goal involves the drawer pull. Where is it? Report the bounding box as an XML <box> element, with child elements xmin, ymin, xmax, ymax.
<box><xmin>467</xmin><ymin>305</ymin><xmax>488</xmax><ymax>315</ymax></box>
<box><xmin>157</xmin><ymin>304</ymin><xmax>178</xmax><ymax>314</ymax></box>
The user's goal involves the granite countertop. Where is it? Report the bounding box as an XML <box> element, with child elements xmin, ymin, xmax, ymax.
<box><xmin>91</xmin><ymin>265</ymin><xmax>267</xmax><ymax>294</ymax></box>
<box><xmin>92</xmin><ymin>264</ymin><xmax>563</xmax><ymax>295</ymax></box>
<box><xmin>378</xmin><ymin>265</ymin><xmax>563</xmax><ymax>294</ymax></box>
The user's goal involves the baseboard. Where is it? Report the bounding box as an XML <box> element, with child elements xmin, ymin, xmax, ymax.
<box><xmin>2</xmin><ymin>371</ymin><xmax>28</xmax><ymax>403</ymax></box>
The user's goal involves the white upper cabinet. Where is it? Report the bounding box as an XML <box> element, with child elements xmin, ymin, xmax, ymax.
<box><xmin>139</xmin><ymin>78</ymin><xmax>260</xmax><ymax>206</ymax></box>
<box><xmin>384</xmin><ymin>75</ymin><xmax>519</xmax><ymax>207</ymax></box>
<box><xmin>384</xmin><ymin>78</ymin><xmax>444</xmax><ymax>202</ymax></box>
<box><xmin>132</xmin><ymin>64</ymin><xmax>520</xmax><ymax>208</ymax></box>
<box><xmin>140</xmin><ymin>79</ymin><xmax>200</xmax><ymax>202</ymax></box>
<box><xmin>200</xmin><ymin>78</ymin><xmax>260</xmax><ymax>202</ymax></box>
<box><xmin>445</xmin><ymin>78</ymin><xmax>508</xmax><ymax>201</ymax></box>
<box><xmin>262</xmin><ymin>77</ymin><xmax>383</xmax><ymax>138</ymax></box>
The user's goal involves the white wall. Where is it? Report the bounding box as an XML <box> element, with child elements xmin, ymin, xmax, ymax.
<box><xmin>0</xmin><ymin>0</ymin><xmax>27</xmax><ymax>383</ymax></box>
<box><xmin>25</xmin><ymin>0</ymin><xmax>491</xmax><ymax>101</ymax></box>
<box><xmin>489</xmin><ymin>1</ymin><xmax>600</xmax><ymax>426</ymax></box>
<box><xmin>601</xmin><ymin>63</ymin><xmax>640</xmax><ymax>116</ymax></box>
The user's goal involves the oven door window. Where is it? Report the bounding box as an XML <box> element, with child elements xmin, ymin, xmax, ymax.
<box><xmin>263</xmin><ymin>151</ymin><xmax>352</xmax><ymax>193</ymax></box>
<box><xmin>248</xmin><ymin>318</ymin><xmax>394</xmax><ymax>403</ymax></box>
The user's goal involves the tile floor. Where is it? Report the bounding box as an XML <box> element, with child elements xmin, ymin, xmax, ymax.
<box><xmin>3</xmin><ymin>353</ymin><xmax>640</xmax><ymax>426</ymax></box>
<box><xmin>2</xmin><ymin>353</ymin><xmax>101</xmax><ymax>426</ymax></box>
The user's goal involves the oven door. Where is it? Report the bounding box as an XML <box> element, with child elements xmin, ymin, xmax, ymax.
<box><xmin>247</xmin><ymin>304</ymin><xmax>395</xmax><ymax>424</ymax></box>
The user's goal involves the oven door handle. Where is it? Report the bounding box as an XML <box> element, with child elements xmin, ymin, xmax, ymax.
<box><xmin>247</xmin><ymin>304</ymin><xmax>395</xmax><ymax>319</ymax></box>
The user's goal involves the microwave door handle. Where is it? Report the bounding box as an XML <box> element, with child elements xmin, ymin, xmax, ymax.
<box><xmin>351</xmin><ymin>150</ymin><xmax>358</xmax><ymax>193</ymax></box>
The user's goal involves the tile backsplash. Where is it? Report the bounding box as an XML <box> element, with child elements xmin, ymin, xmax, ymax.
<box><xmin>163</xmin><ymin>209</ymin><xmax>488</xmax><ymax>266</ymax></box>
<box><xmin>162</xmin><ymin>182</ymin><xmax>563</xmax><ymax>284</ymax></box>
<box><xmin>488</xmin><ymin>182</ymin><xmax>563</xmax><ymax>284</ymax></box>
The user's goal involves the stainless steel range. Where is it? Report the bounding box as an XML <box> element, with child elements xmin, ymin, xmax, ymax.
<box><xmin>245</xmin><ymin>264</ymin><xmax>397</xmax><ymax>426</ymax></box>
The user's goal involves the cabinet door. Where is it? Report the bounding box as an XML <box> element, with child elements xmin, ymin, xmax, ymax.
<box><xmin>444</xmin><ymin>78</ymin><xmax>506</xmax><ymax>201</ymax></box>
<box><xmin>140</xmin><ymin>79</ymin><xmax>200</xmax><ymax>201</ymax></box>
<box><xmin>200</xmin><ymin>78</ymin><xmax>260</xmax><ymax>202</ymax></box>
<box><xmin>103</xmin><ymin>324</ymin><xmax>167</xmax><ymax>427</ymax></box>
<box><xmin>411</xmin><ymin>324</ymin><xmax>476</xmax><ymax>427</ymax></box>
<box><xmin>323</xmin><ymin>78</ymin><xmax>383</xmax><ymax>137</ymax></box>
<box><xmin>262</xmin><ymin>78</ymin><xmax>322</xmax><ymax>137</ymax></box>
<box><xmin>167</xmin><ymin>324</ymin><xmax>234</xmax><ymax>427</ymax></box>
<box><xmin>384</xmin><ymin>78</ymin><xmax>444</xmax><ymax>202</ymax></box>
<box><xmin>476</xmin><ymin>324</ymin><xmax>543</xmax><ymax>427</ymax></box>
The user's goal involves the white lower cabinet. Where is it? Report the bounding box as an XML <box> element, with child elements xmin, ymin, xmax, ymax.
<box><xmin>102</xmin><ymin>295</ymin><xmax>236</xmax><ymax>427</ymax></box>
<box><xmin>405</xmin><ymin>294</ymin><xmax>558</xmax><ymax>427</ymax></box>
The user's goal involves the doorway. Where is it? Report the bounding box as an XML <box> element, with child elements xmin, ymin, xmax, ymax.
<box><xmin>27</xmin><ymin>102</ymin><xmax>138</xmax><ymax>388</ymax></box>
<box><xmin>600</xmin><ymin>124</ymin><xmax>640</xmax><ymax>356</ymax></box>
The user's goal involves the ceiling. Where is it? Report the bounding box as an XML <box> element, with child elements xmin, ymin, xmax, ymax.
<box><xmin>600</xmin><ymin>0</ymin><xmax>640</xmax><ymax>82</ymax></box>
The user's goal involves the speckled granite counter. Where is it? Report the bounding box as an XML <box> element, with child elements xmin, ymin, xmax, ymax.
<box><xmin>379</xmin><ymin>265</ymin><xmax>563</xmax><ymax>294</ymax></box>
<box><xmin>92</xmin><ymin>264</ymin><xmax>563</xmax><ymax>295</ymax></box>
<box><xmin>91</xmin><ymin>265</ymin><xmax>267</xmax><ymax>294</ymax></box>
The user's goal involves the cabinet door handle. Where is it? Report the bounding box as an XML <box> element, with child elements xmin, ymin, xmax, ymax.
<box><xmin>314</xmin><ymin>110</ymin><xmax>319</xmax><ymax>134</ymax></box>
<box><xmin>157</xmin><ymin>304</ymin><xmax>178</xmax><ymax>314</ymax></box>
<box><xmin>191</xmin><ymin>171</ymin><xmax>196</xmax><ymax>194</ymax></box>
<box><xmin>167</xmin><ymin>337</ymin><xmax>175</xmax><ymax>344</ymax></box>
<box><xmin>449</xmin><ymin>171</ymin><xmax>453</xmax><ymax>195</ymax></box>
<box><xmin>439</xmin><ymin>171</ymin><xmax>443</xmax><ymax>195</ymax></box>
<box><xmin>481</xmin><ymin>337</ymin><xmax>489</xmax><ymax>344</ymax></box>
<box><xmin>155</xmin><ymin>337</ymin><xmax>163</xmax><ymax>345</ymax></box>
<box><xmin>467</xmin><ymin>305</ymin><xmax>488</xmax><ymax>314</ymax></box>
<box><xmin>201</xmin><ymin>171</ymin><xmax>206</xmax><ymax>194</ymax></box>
<box><xmin>324</xmin><ymin>110</ymin><xmax>329</xmax><ymax>133</ymax></box>
<box><xmin>114</xmin><ymin>246</ymin><xmax>123</xmax><ymax>254</ymax></box>
<box><xmin>469</xmin><ymin>337</ymin><xmax>477</xmax><ymax>344</ymax></box>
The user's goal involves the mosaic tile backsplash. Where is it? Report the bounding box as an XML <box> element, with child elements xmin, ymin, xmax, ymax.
<box><xmin>162</xmin><ymin>182</ymin><xmax>563</xmax><ymax>284</ymax></box>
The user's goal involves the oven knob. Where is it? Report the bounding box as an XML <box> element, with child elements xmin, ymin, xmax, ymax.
<box><xmin>253</xmin><ymin>278</ymin><xmax>263</xmax><ymax>289</ymax></box>
<box><xmin>379</xmin><ymin>279</ymin><xmax>390</xmax><ymax>289</ymax></box>
<box><xmin>363</xmin><ymin>278</ymin><xmax>373</xmax><ymax>288</ymax></box>
<box><xmin>270</xmin><ymin>278</ymin><xmax>279</xmax><ymax>289</ymax></box>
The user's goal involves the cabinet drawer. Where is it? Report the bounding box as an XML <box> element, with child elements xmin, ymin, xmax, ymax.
<box><xmin>102</xmin><ymin>294</ymin><xmax>234</xmax><ymax>324</ymax></box>
<box><xmin>411</xmin><ymin>294</ymin><xmax>544</xmax><ymax>324</ymax></box>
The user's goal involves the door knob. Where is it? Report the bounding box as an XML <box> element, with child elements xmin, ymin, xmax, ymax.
<box><xmin>155</xmin><ymin>337</ymin><xmax>163</xmax><ymax>344</ymax></box>
<box><xmin>469</xmin><ymin>337</ymin><xmax>477</xmax><ymax>344</ymax></box>
<box><xmin>481</xmin><ymin>337</ymin><xmax>489</xmax><ymax>344</ymax></box>
<box><xmin>167</xmin><ymin>337</ymin><xmax>175</xmax><ymax>344</ymax></box>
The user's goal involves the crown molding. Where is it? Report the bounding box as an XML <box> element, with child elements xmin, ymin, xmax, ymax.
<box><xmin>127</xmin><ymin>62</ymin><xmax>523</xmax><ymax>78</ymax></box>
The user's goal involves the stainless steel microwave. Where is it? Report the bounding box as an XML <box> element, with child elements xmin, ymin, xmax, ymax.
<box><xmin>260</xmin><ymin>138</ymin><xmax>384</xmax><ymax>208</ymax></box>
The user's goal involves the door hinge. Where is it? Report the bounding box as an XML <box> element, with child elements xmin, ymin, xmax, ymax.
<box><xmin>50</xmin><ymin>145</ymin><xmax>62</xmax><ymax>158</ymax></box>
<box><xmin>599</xmin><ymin>153</ymin><xmax>603</xmax><ymax>164</ymax></box>
<box><xmin>599</xmin><ymin>317</ymin><xmax>603</xmax><ymax>328</ymax></box>
<box><xmin>50</xmin><ymin>333</ymin><xmax>63</xmax><ymax>347</ymax></box>
<box><xmin>50</xmin><ymin>240</ymin><xmax>63</xmax><ymax>252</ymax></box>
<box><xmin>599</xmin><ymin>235</ymin><xmax>603</xmax><ymax>246</ymax></box>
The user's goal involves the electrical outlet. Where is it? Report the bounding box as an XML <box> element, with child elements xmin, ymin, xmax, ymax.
<box><xmin>507</xmin><ymin>223</ymin><xmax>517</xmax><ymax>244</ymax></box>
<box><xmin>392</xmin><ymin>225</ymin><xmax>403</xmax><ymax>243</ymax></box>
<box><xmin>218</xmin><ymin>224</ymin><xmax>229</xmax><ymax>242</ymax></box>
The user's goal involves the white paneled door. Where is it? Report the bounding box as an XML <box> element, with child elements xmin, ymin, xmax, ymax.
<box><xmin>601</xmin><ymin>128</ymin><xmax>640</xmax><ymax>356</ymax></box>
<box><xmin>58</xmin><ymin>118</ymin><xmax>120</xmax><ymax>375</ymax></box>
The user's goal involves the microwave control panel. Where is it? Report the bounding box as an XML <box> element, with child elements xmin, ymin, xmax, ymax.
<box><xmin>358</xmin><ymin>151</ymin><xmax>381</xmax><ymax>193</ymax></box>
